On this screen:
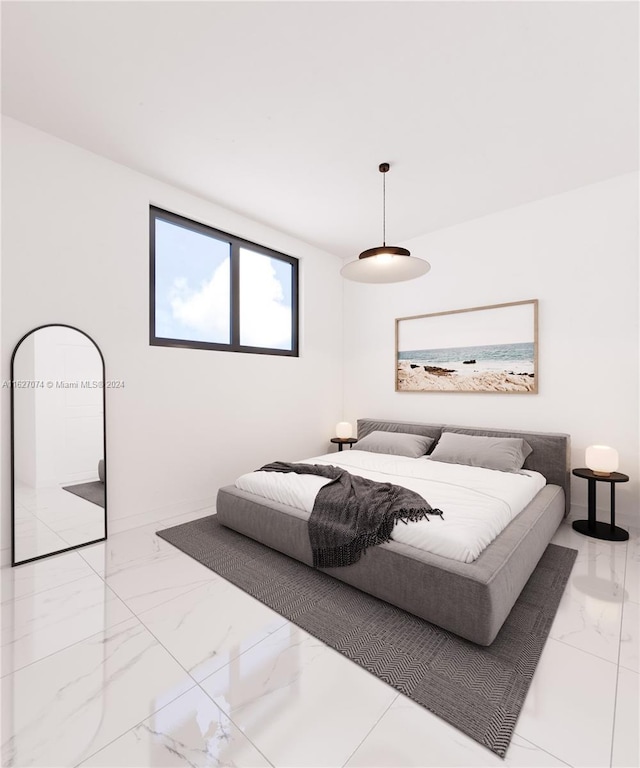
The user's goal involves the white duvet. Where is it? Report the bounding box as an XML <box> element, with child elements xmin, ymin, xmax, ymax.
<box><xmin>235</xmin><ymin>450</ymin><xmax>546</xmax><ymax>563</ymax></box>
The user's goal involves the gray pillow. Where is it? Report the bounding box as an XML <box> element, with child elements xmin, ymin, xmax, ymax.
<box><xmin>429</xmin><ymin>431</ymin><xmax>533</xmax><ymax>472</ymax></box>
<box><xmin>356</xmin><ymin>430</ymin><xmax>434</xmax><ymax>458</ymax></box>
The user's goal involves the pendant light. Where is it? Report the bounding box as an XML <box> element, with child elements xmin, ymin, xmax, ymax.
<box><xmin>341</xmin><ymin>163</ymin><xmax>431</xmax><ymax>283</ymax></box>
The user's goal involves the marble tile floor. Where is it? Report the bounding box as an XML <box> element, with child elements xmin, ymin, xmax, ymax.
<box><xmin>1</xmin><ymin>510</ymin><xmax>638</xmax><ymax>768</ymax></box>
<box><xmin>13</xmin><ymin>483</ymin><xmax>105</xmax><ymax>562</ymax></box>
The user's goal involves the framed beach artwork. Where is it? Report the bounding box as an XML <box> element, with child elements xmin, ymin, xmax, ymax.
<box><xmin>396</xmin><ymin>299</ymin><xmax>538</xmax><ymax>394</ymax></box>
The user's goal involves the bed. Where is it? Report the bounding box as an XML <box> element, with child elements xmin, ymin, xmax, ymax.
<box><xmin>216</xmin><ymin>419</ymin><xmax>570</xmax><ymax>645</ymax></box>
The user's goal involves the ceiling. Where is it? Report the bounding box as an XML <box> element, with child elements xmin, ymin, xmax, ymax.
<box><xmin>2</xmin><ymin>1</ymin><xmax>638</xmax><ymax>259</ymax></box>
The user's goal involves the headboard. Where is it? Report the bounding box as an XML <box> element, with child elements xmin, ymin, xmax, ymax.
<box><xmin>357</xmin><ymin>418</ymin><xmax>571</xmax><ymax>513</ymax></box>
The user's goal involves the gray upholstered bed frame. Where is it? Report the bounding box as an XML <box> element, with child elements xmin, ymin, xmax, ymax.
<box><xmin>216</xmin><ymin>419</ymin><xmax>570</xmax><ymax>645</ymax></box>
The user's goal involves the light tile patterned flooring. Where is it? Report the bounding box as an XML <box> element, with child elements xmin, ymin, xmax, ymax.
<box><xmin>1</xmin><ymin>509</ymin><xmax>638</xmax><ymax>767</ymax></box>
<box><xmin>13</xmin><ymin>483</ymin><xmax>105</xmax><ymax>563</ymax></box>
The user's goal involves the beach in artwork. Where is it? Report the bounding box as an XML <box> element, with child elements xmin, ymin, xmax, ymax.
<box><xmin>396</xmin><ymin>301</ymin><xmax>537</xmax><ymax>393</ymax></box>
<box><xmin>397</xmin><ymin>341</ymin><xmax>536</xmax><ymax>392</ymax></box>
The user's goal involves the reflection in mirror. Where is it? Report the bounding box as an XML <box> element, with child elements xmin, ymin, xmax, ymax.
<box><xmin>11</xmin><ymin>325</ymin><xmax>107</xmax><ymax>565</ymax></box>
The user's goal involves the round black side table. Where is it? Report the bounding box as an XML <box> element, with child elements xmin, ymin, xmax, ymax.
<box><xmin>331</xmin><ymin>437</ymin><xmax>358</xmax><ymax>452</ymax></box>
<box><xmin>572</xmin><ymin>468</ymin><xmax>629</xmax><ymax>542</ymax></box>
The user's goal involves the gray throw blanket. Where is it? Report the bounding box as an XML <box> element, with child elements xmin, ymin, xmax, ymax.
<box><xmin>258</xmin><ymin>462</ymin><xmax>438</xmax><ymax>568</ymax></box>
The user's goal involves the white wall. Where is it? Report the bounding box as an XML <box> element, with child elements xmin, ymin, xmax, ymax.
<box><xmin>1</xmin><ymin>117</ymin><xmax>344</xmax><ymax>554</ymax></box>
<box><xmin>13</xmin><ymin>336</ymin><xmax>36</xmax><ymax>488</ymax></box>
<box><xmin>343</xmin><ymin>173</ymin><xmax>639</xmax><ymax>524</ymax></box>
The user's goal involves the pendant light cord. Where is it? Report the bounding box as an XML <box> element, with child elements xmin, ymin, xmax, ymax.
<box><xmin>382</xmin><ymin>170</ymin><xmax>386</xmax><ymax>246</ymax></box>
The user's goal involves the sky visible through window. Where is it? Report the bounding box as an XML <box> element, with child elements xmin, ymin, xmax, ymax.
<box><xmin>240</xmin><ymin>248</ymin><xmax>292</xmax><ymax>349</ymax></box>
<box><xmin>154</xmin><ymin>220</ymin><xmax>293</xmax><ymax>349</ymax></box>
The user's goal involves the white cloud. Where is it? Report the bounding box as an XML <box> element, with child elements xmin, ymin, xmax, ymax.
<box><xmin>240</xmin><ymin>250</ymin><xmax>291</xmax><ymax>349</ymax></box>
<box><xmin>169</xmin><ymin>251</ymin><xmax>291</xmax><ymax>349</ymax></box>
<box><xmin>170</xmin><ymin>259</ymin><xmax>230</xmax><ymax>341</ymax></box>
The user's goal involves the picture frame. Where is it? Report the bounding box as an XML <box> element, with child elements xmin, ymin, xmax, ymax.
<box><xmin>396</xmin><ymin>299</ymin><xmax>538</xmax><ymax>394</ymax></box>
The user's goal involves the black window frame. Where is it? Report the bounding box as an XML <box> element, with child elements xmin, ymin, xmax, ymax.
<box><xmin>149</xmin><ymin>206</ymin><xmax>299</xmax><ymax>357</ymax></box>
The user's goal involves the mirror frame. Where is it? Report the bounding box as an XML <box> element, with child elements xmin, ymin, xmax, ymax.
<box><xmin>11</xmin><ymin>324</ymin><xmax>108</xmax><ymax>566</ymax></box>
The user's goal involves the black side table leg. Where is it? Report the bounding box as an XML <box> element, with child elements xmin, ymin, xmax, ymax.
<box><xmin>587</xmin><ymin>478</ymin><xmax>596</xmax><ymax>532</ymax></box>
<box><xmin>610</xmin><ymin>482</ymin><xmax>616</xmax><ymax>534</ymax></box>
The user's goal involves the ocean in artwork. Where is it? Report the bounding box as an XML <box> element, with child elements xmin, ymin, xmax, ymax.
<box><xmin>398</xmin><ymin>342</ymin><xmax>535</xmax><ymax>375</ymax></box>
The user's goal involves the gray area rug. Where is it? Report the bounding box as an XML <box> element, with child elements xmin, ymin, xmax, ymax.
<box><xmin>157</xmin><ymin>515</ymin><xmax>577</xmax><ymax>757</ymax></box>
<box><xmin>62</xmin><ymin>480</ymin><xmax>105</xmax><ymax>508</ymax></box>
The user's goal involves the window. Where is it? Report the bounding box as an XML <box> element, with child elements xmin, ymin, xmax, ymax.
<box><xmin>150</xmin><ymin>207</ymin><xmax>299</xmax><ymax>356</ymax></box>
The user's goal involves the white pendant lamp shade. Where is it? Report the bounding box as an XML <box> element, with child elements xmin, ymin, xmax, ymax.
<box><xmin>340</xmin><ymin>251</ymin><xmax>431</xmax><ymax>283</ymax></box>
<box><xmin>335</xmin><ymin>421</ymin><xmax>353</xmax><ymax>439</ymax></box>
<box><xmin>341</xmin><ymin>163</ymin><xmax>430</xmax><ymax>284</ymax></box>
<box><xmin>585</xmin><ymin>445</ymin><xmax>619</xmax><ymax>476</ymax></box>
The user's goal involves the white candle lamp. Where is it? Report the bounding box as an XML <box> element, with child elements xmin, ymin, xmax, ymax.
<box><xmin>585</xmin><ymin>445</ymin><xmax>619</xmax><ymax>476</ymax></box>
<box><xmin>335</xmin><ymin>422</ymin><xmax>353</xmax><ymax>439</ymax></box>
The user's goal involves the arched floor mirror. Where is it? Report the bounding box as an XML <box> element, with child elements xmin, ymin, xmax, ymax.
<box><xmin>11</xmin><ymin>324</ymin><xmax>107</xmax><ymax>566</ymax></box>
